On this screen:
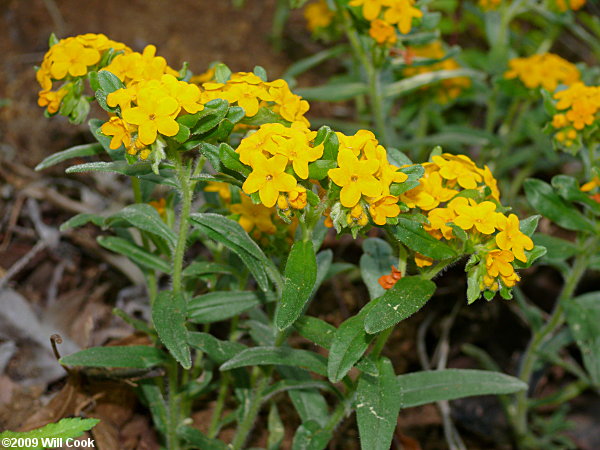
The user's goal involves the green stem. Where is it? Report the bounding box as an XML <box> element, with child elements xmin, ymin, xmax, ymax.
<box><xmin>172</xmin><ymin>156</ymin><xmax>193</xmax><ymax>296</ymax></box>
<box><xmin>528</xmin><ymin>380</ymin><xmax>589</xmax><ymax>409</ymax></box>
<box><xmin>512</xmin><ymin>247</ymin><xmax>593</xmax><ymax>446</ymax></box>
<box><xmin>166</xmin><ymin>361</ymin><xmax>182</xmax><ymax>450</ymax></box>
<box><xmin>423</xmin><ymin>256</ymin><xmax>462</xmax><ymax>280</ymax></box>
<box><xmin>208</xmin><ymin>372</ymin><xmax>230</xmax><ymax>438</ymax></box>
<box><xmin>371</xmin><ymin>326</ymin><xmax>393</xmax><ymax>359</ymax></box>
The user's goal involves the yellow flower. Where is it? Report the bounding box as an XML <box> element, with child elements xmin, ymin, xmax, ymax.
<box><xmin>49</xmin><ymin>39</ymin><xmax>101</xmax><ymax>79</ymax></box>
<box><xmin>122</xmin><ymin>87</ymin><xmax>180</xmax><ymax>145</ymax></box>
<box><xmin>368</xmin><ymin>196</ymin><xmax>400</xmax><ymax>225</ymax></box>
<box><xmin>453</xmin><ymin>199</ymin><xmax>498</xmax><ymax>234</ymax></box>
<box><xmin>328</xmin><ymin>148</ymin><xmax>382</xmax><ymax>207</ymax></box>
<box><xmin>425</xmin><ymin>206</ymin><xmax>456</xmax><ymax>240</ymax></box>
<box><xmin>495</xmin><ymin>214</ymin><xmax>534</xmax><ymax>262</ymax></box>
<box><xmin>479</xmin><ymin>165</ymin><xmax>501</xmax><ymax>202</ymax></box>
<box><xmin>432</xmin><ymin>154</ymin><xmax>483</xmax><ymax>189</ymax></box>
<box><xmin>190</xmin><ymin>67</ymin><xmax>215</xmax><ymax>84</ymax></box>
<box><xmin>230</xmin><ymin>194</ymin><xmax>276</xmax><ymax>234</ymax></box>
<box><xmin>485</xmin><ymin>249</ymin><xmax>515</xmax><ymax>278</ymax></box>
<box><xmin>479</xmin><ymin>0</ymin><xmax>502</xmax><ymax>10</ymax></box>
<box><xmin>289</xmin><ymin>186</ymin><xmax>308</xmax><ymax>209</ymax></box>
<box><xmin>581</xmin><ymin>176</ymin><xmax>600</xmax><ymax>192</ymax></box>
<box><xmin>383</xmin><ymin>0</ymin><xmax>423</xmax><ymax>34</ymax></box>
<box><xmin>304</xmin><ymin>0</ymin><xmax>334</xmax><ymax>31</ymax></box>
<box><xmin>37</xmin><ymin>88</ymin><xmax>68</xmax><ymax>114</ymax></box>
<box><xmin>242</xmin><ymin>153</ymin><xmax>297</xmax><ymax>208</ymax></box>
<box><xmin>336</xmin><ymin>130</ymin><xmax>379</xmax><ymax>157</ymax></box>
<box><xmin>400</xmin><ymin>169</ymin><xmax>457</xmax><ymax>211</ymax></box>
<box><xmin>205</xmin><ymin>182</ymin><xmax>232</xmax><ymax>202</ymax></box>
<box><xmin>505</xmin><ymin>53</ymin><xmax>580</xmax><ymax>92</ymax></box>
<box><xmin>161</xmin><ymin>74</ymin><xmax>203</xmax><ymax>114</ymax></box>
<box><xmin>347</xmin><ymin>204</ymin><xmax>369</xmax><ymax>227</ymax></box>
<box><xmin>415</xmin><ymin>253</ymin><xmax>433</xmax><ymax>267</ymax></box>
<box><xmin>101</xmin><ymin>117</ymin><xmax>132</xmax><ymax>150</ymax></box>
<box><xmin>271</xmin><ymin>130</ymin><xmax>323</xmax><ymax>180</ymax></box>
<box><xmin>349</xmin><ymin>0</ymin><xmax>387</xmax><ymax>21</ymax></box>
<box><xmin>555</xmin><ymin>0</ymin><xmax>586</xmax><ymax>11</ymax></box>
<box><xmin>149</xmin><ymin>198</ymin><xmax>167</xmax><ymax>219</ymax></box>
<box><xmin>369</xmin><ymin>20</ymin><xmax>397</xmax><ymax>46</ymax></box>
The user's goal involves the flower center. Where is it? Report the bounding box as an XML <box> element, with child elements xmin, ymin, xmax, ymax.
<box><xmin>149</xmin><ymin>114</ymin><xmax>156</xmax><ymax>121</ymax></box>
<box><xmin>351</xmin><ymin>175</ymin><xmax>358</xmax><ymax>182</ymax></box>
<box><xmin>266</xmin><ymin>174</ymin><xmax>273</xmax><ymax>181</ymax></box>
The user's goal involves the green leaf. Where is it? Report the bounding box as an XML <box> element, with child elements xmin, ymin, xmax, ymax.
<box><xmin>0</xmin><ymin>418</ymin><xmax>100</xmax><ymax>450</ymax></box>
<box><xmin>291</xmin><ymin>420</ymin><xmax>332</xmax><ymax>450</ymax></box>
<box><xmin>219</xmin><ymin>142</ymin><xmax>250</xmax><ymax>175</ymax></box>
<box><xmin>182</xmin><ymin>261</ymin><xmax>234</xmax><ymax>278</ymax></box>
<box><xmin>97</xmin><ymin>236</ymin><xmax>171</xmax><ymax>273</ymax></box>
<box><xmin>35</xmin><ymin>143</ymin><xmax>103</xmax><ymax>171</ymax></box>
<box><xmin>524</xmin><ymin>179</ymin><xmax>596</xmax><ymax>233</ymax></box>
<box><xmin>519</xmin><ymin>215</ymin><xmax>541</xmax><ymax>237</ymax></box>
<box><xmin>153</xmin><ymin>291</ymin><xmax>191</xmax><ymax>369</ymax></box>
<box><xmin>397</xmin><ymin>369</ymin><xmax>528</xmax><ymax>408</ymax></box>
<box><xmin>220</xmin><ymin>347</ymin><xmax>328</xmax><ymax>377</ymax></box>
<box><xmin>384</xmin><ymin>69</ymin><xmax>484</xmax><ymax>99</ymax></box>
<box><xmin>214</xmin><ymin>63</ymin><xmax>232</xmax><ymax>83</ymax></box>
<box><xmin>59</xmin><ymin>213</ymin><xmax>105</xmax><ymax>231</ymax></box>
<box><xmin>105</xmin><ymin>204</ymin><xmax>177</xmax><ymax>250</ymax></box>
<box><xmin>189</xmin><ymin>213</ymin><xmax>275</xmax><ymax>291</ymax></box>
<box><xmin>307</xmin><ymin>160</ymin><xmax>337</xmax><ymax>180</ymax></box>
<box><xmin>564</xmin><ymin>292</ymin><xmax>600</xmax><ymax>385</ymax></box>
<box><xmin>188</xmin><ymin>291</ymin><xmax>264</xmax><ymax>323</ymax></box>
<box><xmin>278</xmin><ymin>367</ymin><xmax>330</xmax><ymax>427</ymax></box>
<box><xmin>532</xmin><ymin>233</ymin><xmax>578</xmax><ymax>261</ymax></box>
<box><xmin>65</xmin><ymin>160</ymin><xmax>167</xmax><ymax>177</ymax></box>
<box><xmin>263</xmin><ymin>379</ymin><xmax>337</xmax><ymax>401</ymax></box>
<box><xmin>294</xmin><ymin>316</ymin><xmax>336</xmax><ymax>350</ymax></box>
<box><xmin>364</xmin><ymin>276</ymin><xmax>436</xmax><ymax>334</ymax></box>
<box><xmin>97</xmin><ymin>70</ymin><xmax>125</xmax><ymax>93</ymax></box>
<box><xmin>328</xmin><ymin>312</ymin><xmax>375</xmax><ymax>382</ymax></box>
<box><xmin>61</xmin><ymin>346</ymin><xmax>167</xmax><ymax>369</ymax></box>
<box><xmin>239</xmin><ymin>106</ymin><xmax>291</xmax><ymax>126</ymax></box>
<box><xmin>276</xmin><ymin>241</ymin><xmax>318</xmax><ymax>330</ymax></box>
<box><xmin>552</xmin><ymin>174</ymin><xmax>600</xmax><ymax>215</ymax></box>
<box><xmin>268</xmin><ymin>404</ymin><xmax>285</xmax><ymax>450</ymax></box>
<box><xmin>188</xmin><ymin>332</ymin><xmax>246</xmax><ymax>364</ymax></box>
<box><xmin>356</xmin><ymin>358</ymin><xmax>401</xmax><ymax>450</ymax></box>
<box><xmin>390</xmin><ymin>218</ymin><xmax>458</xmax><ymax>260</ymax></box>
<box><xmin>360</xmin><ymin>238</ymin><xmax>397</xmax><ymax>300</ymax></box>
<box><xmin>294</xmin><ymin>82</ymin><xmax>368</xmax><ymax>102</ymax></box>
<box><xmin>177</xmin><ymin>425</ymin><xmax>229</xmax><ymax>450</ymax></box>
<box><xmin>138</xmin><ymin>380</ymin><xmax>167</xmax><ymax>435</ymax></box>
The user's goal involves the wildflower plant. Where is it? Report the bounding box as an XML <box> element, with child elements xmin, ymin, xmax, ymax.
<box><xmin>29</xmin><ymin>33</ymin><xmax>548</xmax><ymax>449</ymax></box>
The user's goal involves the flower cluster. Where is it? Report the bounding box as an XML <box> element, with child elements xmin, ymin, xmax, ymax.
<box><xmin>304</xmin><ymin>0</ymin><xmax>335</xmax><ymax>32</ymax></box>
<box><xmin>36</xmin><ymin>33</ymin><xmax>131</xmax><ymax>114</ymax></box>
<box><xmin>402</xmin><ymin>42</ymin><xmax>471</xmax><ymax>102</ymax></box>
<box><xmin>101</xmin><ymin>74</ymin><xmax>203</xmax><ymax>158</ymax></box>
<box><xmin>550</xmin><ymin>83</ymin><xmax>600</xmax><ymax>147</ymax></box>
<box><xmin>504</xmin><ymin>53</ymin><xmax>580</xmax><ymax>92</ymax></box>
<box><xmin>328</xmin><ymin>130</ymin><xmax>409</xmax><ymax>228</ymax></box>
<box><xmin>237</xmin><ymin>123</ymin><xmax>321</xmax><ymax>208</ymax></box>
<box><xmin>350</xmin><ymin>0</ymin><xmax>423</xmax><ymax>38</ymax></box>
<box><xmin>198</xmin><ymin>72</ymin><xmax>310</xmax><ymax>126</ymax></box>
<box><xmin>398</xmin><ymin>153</ymin><xmax>533</xmax><ymax>295</ymax></box>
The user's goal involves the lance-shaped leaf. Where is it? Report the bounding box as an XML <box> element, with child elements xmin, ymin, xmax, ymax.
<box><xmin>397</xmin><ymin>369</ymin><xmax>528</xmax><ymax>408</ymax></box>
<box><xmin>0</xmin><ymin>417</ymin><xmax>100</xmax><ymax>445</ymax></box>
<box><xmin>61</xmin><ymin>346</ymin><xmax>167</xmax><ymax>369</ymax></box>
<box><xmin>153</xmin><ymin>291</ymin><xmax>191</xmax><ymax>369</ymax></box>
<box><xmin>188</xmin><ymin>291</ymin><xmax>267</xmax><ymax>323</ymax></box>
<box><xmin>524</xmin><ymin>178</ymin><xmax>595</xmax><ymax>233</ymax></box>
<box><xmin>328</xmin><ymin>307</ymin><xmax>375</xmax><ymax>382</ymax></box>
<box><xmin>189</xmin><ymin>213</ymin><xmax>276</xmax><ymax>291</ymax></box>
<box><xmin>356</xmin><ymin>358</ymin><xmax>401</xmax><ymax>450</ymax></box>
<box><xmin>35</xmin><ymin>143</ymin><xmax>104</xmax><ymax>171</ymax></box>
<box><xmin>221</xmin><ymin>347</ymin><xmax>328</xmax><ymax>377</ymax></box>
<box><xmin>364</xmin><ymin>276</ymin><xmax>436</xmax><ymax>334</ymax></box>
<box><xmin>360</xmin><ymin>238</ymin><xmax>397</xmax><ymax>300</ymax></box>
<box><xmin>276</xmin><ymin>241</ymin><xmax>318</xmax><ymax>330</ymax></box>
<box><xmin>105</xmin><ymin>204</ymin><xmax>177</xmax><ymax>250</ymax></box>
<box><xmin>188</xmin><ymin>332</ymin><xmax>246</xmax><ymax>365</ymax></box>
<box><xmin>278</xmin><ymin>367</ymin><xmax>330</xmax><ymax>427</ymax></box>
<box><xmin>564</xmin><ymin>291</ymin><xmax>600</xmax><ymax>385</ymax></box>
<box><xmin>291</xmin><ymin>420</ymin><xmax>333</xmax><ymax>450</ymax></box>
<box><xmin>390</xmin><ymin>218</ymin><xmax>457</xmax><ymax>260</ymax></box>
<box><xmin>177</xmin><ymin>425</ymin><xmax>229</xmax><ymax>450</ymax></box>
<box><xmin>97</xmin><ymin>236</ymin><xmax>171</xmax><ymax>273</ymax></box>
